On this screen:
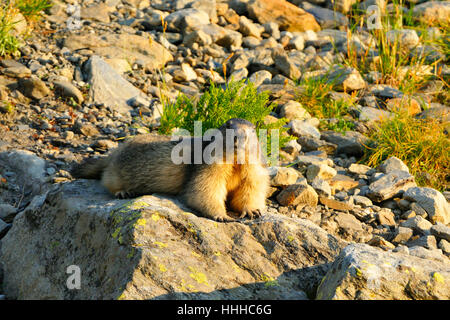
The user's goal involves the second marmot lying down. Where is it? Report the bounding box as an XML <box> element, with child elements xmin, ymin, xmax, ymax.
<box><xmin>71</xmin><ymin>118</ymin><xmax>270</xmax><ymax>222</ymax></box>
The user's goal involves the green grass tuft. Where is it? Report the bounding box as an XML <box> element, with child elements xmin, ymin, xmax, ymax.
<box><xmin>14</xmin><ymin>0</ymin><xmax>52</xmax><ymax>21</ymax></box>
<box><xmin>295</xmin><ymin>75</ymin><xmax>356</xmax><ymax>133</ymax></box>
<box><xmin>0</xmin><ymin>0</ymin><xmax>51</xmax><ymax>57</ymax></box>
<box><xmin>0</xmin><ymin>3</ymin><xmax>22</xmax><ymax>57</ymax></box>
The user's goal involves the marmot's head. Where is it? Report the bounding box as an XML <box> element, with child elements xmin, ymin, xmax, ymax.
<box><xmin>217</xmin><ymin>118</ymin><xmax>262</xmax><ymax>164</ymax></box>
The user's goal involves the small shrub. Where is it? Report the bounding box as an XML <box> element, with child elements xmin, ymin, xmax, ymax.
<box><xmin>361</xmin><ymin>113</ymin><xmax>450</xmax><ymax>191</ymax></box>
<box><xmin>158</xmin><ymin>80</ymin><xmax>292</xmax><ymax>161</ymax></box>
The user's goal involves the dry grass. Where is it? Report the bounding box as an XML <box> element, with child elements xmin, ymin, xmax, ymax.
<box><xmin>362</xmin><ymin>113</ymin><xmax>450</xmax><ymax>191</ymax></box>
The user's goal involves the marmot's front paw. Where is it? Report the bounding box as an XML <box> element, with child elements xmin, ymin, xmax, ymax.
<box><xmin>239</xmin><ymin>209</ymin><xmax>262</xmax><ymax>219</ymax></box>
<box><xmin>114</xmin><ymin>190</ymin><xmax>135</xmax><ymax>199</ymax></box>
<box><xmin>213</xmin><ymin>213</ymin><xmax>235</xmax><ymax>222</ymax></box>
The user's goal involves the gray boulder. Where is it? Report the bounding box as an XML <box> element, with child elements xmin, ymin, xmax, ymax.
<box><xmin>377</xmin><ymin>156</ymin><xmax>409</xmax><ymax>174</ymax></box>
<box><xmin>301</xmin><ymin>2</ymin><xmax>348</xmax><ymax>29</ymax></box>
<box><xmin>320</xmin><ymin>131</ymin><xmax>369</xmax><ymax>157</ymax></box>
<box><xmin>403</xmin><ymin>187</ymin><xmax>450</xmax><ymax>224</ymax></box>
<box><xmin>317</xmin><ymin>243</ymin><xmax>450</xmax><ymax>299</ymax></box>
<box><xmin>85</xmin><ymin>56</ymin><xmax>151</xmax><ymax>115</ymax></box>
<box><xmin>0</xmin><ymin>150</ymin><xmax>47</xmax><ymax>196</ymax></box>
<box><xmin>1</xmin><ymin>180</ymin><xmax>346</xmax><ymax>299</ymax></box>
<box><xmin>367</xmin><ymin>170</ymin><xmax>416</xmax><ymax>202</ymax></box>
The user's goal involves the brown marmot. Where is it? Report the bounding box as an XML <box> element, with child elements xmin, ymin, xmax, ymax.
<box><xmin>71</xmin><ymin>118</ymin><xmax>270</xmax><ymax>222</ymax></box>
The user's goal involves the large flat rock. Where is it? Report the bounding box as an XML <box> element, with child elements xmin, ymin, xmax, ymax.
<box><xmin>63</xmin><ymin>32</ymin><xmax>173</xmax><ymax>71</ymax></box>
<box><xmin>317</xmin><ymin>243</ymin><xmax>450</xmax><ymax>300</ymax></box>
<box><xmin>247</xmin><ymin>0</ymin><xmax>320</xmax><ymax>32</ymax></box>
<box><xmin>1</xmin><ymin>180</ymin><xmax>346</xmax><ymax>299</ymax></box>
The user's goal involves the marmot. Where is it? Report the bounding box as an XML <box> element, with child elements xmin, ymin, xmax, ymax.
<box><xmin>71</xmin><ymin>118</ymin><xmax>270</xmax><ymax>222</ymax></box>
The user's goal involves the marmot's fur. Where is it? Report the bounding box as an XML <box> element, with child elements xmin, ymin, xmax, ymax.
<box><xmin>71</xmin><ymin>118</ymin><xmax>270</xmax><ymax>222</ymax></box>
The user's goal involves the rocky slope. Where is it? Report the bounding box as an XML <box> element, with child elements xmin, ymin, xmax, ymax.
<box><xmin>0</xmin><ymin>0</ymin><xmax>449</xmax><ymax>299</ymax></box>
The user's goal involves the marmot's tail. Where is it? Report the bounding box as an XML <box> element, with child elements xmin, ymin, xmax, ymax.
<box><xmin>71</xmin><ymin>157</ymin><xmax>108</xmax><ymax>179</ymax></box>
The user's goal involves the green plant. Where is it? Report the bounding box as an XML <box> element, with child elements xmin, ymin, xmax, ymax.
<box><xmin>0</xmin><ymin>101</ymin><xmax>15</xmax><ymax>113</ymax></box>
<box><xmin>0</xmin><ymin>3</ymin><xmax>22</xmax><ymax>57</ymax></box>
<box><xmin>361</xmin><ymin>113</ymin><xmax>450</xmax><ymax>191</ymax></box>
<box><xmin>14</xmin><ymin>0</ymin><xmax>52</xmax><ymax>21</ymax></box>
<box><xmin>295</xmin><ymin>75</ymin><xmax>356</xmax><ymax>133</ymax></box>
<box><xmin>0</xmin><ymin>0</ymin><xmax>52</xmax><ymax>57</ymax></box>
<box><xmin>158</xmin><ymin>80</ymin><xmax>292</xmax><ymax>161</ymax></box>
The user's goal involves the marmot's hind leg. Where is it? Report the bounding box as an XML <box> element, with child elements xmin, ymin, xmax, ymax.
<box><xmin>101</xmin><ymin>166</ymin><xmax>128</xmax><ymax>197</ymax></box>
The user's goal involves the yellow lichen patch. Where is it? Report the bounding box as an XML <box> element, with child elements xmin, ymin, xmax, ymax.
<box><xmin>130</xmin><ymin>200</ymin><xmax>150</xmax><ymax>210</ymax></box>
<box><xmin>432</xmin><ymin>272</ymin><xmax>444</xmax><ymax>283</ymax></box>
<box><xmin>354</xmin><ymin>267</ymin><xmax>363</xmax><ymax>278</ymax></box>
<box><xmin>214</xmin><ymin>251</ymin><xmax>221</xmax><ymax>256</ymax></box>
<box><xmin>178</xmin><ymin>279</ymin><xmax>196</xmax><ymax>292</ymax></box>
<box><xmin>191</xmin><ymin>251</ymin><xmax>201</xmax><ymax>258</ymax></box>
<box><xmin>110</xmin><ymin>200</ymin><xmax>134</xmax><ymax>217</ymax></box>
<box><xmin>232</xmin><ymin>264</ymin><xmax>241</xmax><ymax>273</ymax></box>
<box><xmin>112</xmin><ymin>227</ymin><xmax>121</xmax><ymax>239</ymax></box>
<box><xmin>151</xmin><ymin>213</ymin><xmax>161</xmax><ymax>222</ymax></box>
<box><xmin>112</xmin><ymin>214</ymin><xmax>124</xmax><ymax>225</ymax></box>
<box><xmin>260</xmin><ymin>273</ymin><xmax>278</xmax><ymax>287</ymax></box>
<box><xmin>117</xmin><ymin>293</ymin><xmax>126</xmax><ymax>300</ymax></box>
<box><xmin>149</xmin><ymin>254</ymin><xmax>158</xmax><ymax>260</ymax></box>
<box><xmin>50</xmin><ymin>241</ymin><xmax>60</xmax><ymax>249</ymax></box>
<box><xmin>335</xmin><ymin>286</ymin><xmax>342</xmax><ymax>298</ymax></box>
<box><xmin>159</xmin><ymin>264</ymin><xmax>167</xmax><ymax>272</ymax></box>
<box><xmin>154</xmin><ymin>241</ymin><xmax>168</xmax><ymax>248</ymax></box>
<box><xmin>187</xmin><ymin>223</ymin><xmax>197</xmax><ymax>234</ymax></box>
<box><xmin>188</xmin><ymin>267</ymin><xmax>210</xmax><ymax>286</ymax></box>
<box><xmin>287</xmin><ymin>235</ymin><xmax>295</xmax><ymax>243</ymax></box>
<box><xmin>135</xmin><ymin>218</ymin><xmax>146</xmax><ymax>226</ymax></box>
<box><xmin>360</xmin><ymin>260</ymin><xmax>376</xmax><ymax>270</ymax></box>
<box><xmin>127</xmin><ymin>248</ymin><xmax>135</xmax><ymax>259</ymax></box>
